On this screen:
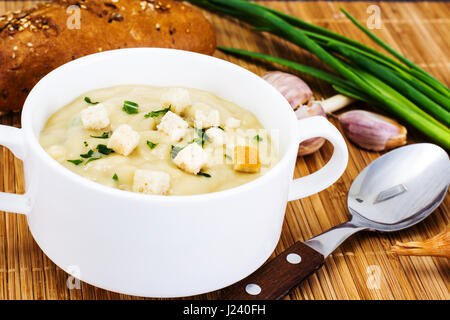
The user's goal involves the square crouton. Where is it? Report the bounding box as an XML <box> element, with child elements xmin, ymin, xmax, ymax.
<box><xmin>80</xmin><ymin>103</ymin><xmax>110</xmax><ymax>130</ymax></box>
<box><xmin>132</xmin><ymin>170</ymin><xmax>171</xmax><ymax>195</ymax></box>
<box><xmin>160</xmin><ymin>88</ymin><xmax>191</xmax><ymax>114</ymax></box>
<box><xmin>173</xmin><ymin>143</ymin><xmax>207</xmax><ymax>175</ymax></box>
<box><xmin>194</xmin><ymin>109</ymin><xmax>220</xmax><ymax>129</ymax></box>
<box><xmin>225</xmin><ymin>117</ymin><xmax>241</xmax><ymax>130</ymax></box>
<box><xmin>157</xmin><ymin>111</ymin><xmax>189</xmax><ymax>142</ymax></box>
<box><xmin>205</xmin><ymin>127</ymin><xmax>225</xmax><ymax>147</ymax></box>
<box><xmin>234</xmin><ymin>146</ymin><xmax>261</xmax><ymax>173</ymax></box>
<box><xmin>107</xmin><ymin>124</ymin><xmax>140</xmax><ymax>156</ymax></box>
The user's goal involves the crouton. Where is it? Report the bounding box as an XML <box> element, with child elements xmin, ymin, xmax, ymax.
<box><xmin>194</xmin><ymin>109</ymin><xmax>220</xmax><ymax>129</ymax></box>
<box><xmin>107</xmin><ymin>124</ymin><xmax>140</xmax><ymax>156</ymax></box>
<box><xmin>160</xmin><ymin>88</ymin><xmax>191</xmax><ymax>114</ymax></box>
<box><xmin>80</xmin><ymin>104</ymin><xmax>110</xmax><ymax>130</ymax></box>
<box><xmin>205</xmin><ymin>127</ymin><xmax>225</xmax><ymax>146</ymax></box>
<box><xmin>157</xmin><ymin>111</ymin><xmax>189</xmax><ymax>142</ymax></box>
<box><xmin>233</xmin><ymin>146</ymin><xmax>261</xmax><ymax>173</ymax></box>
<box><xmin>132</xmin><ymin>170</ymin><xmax>171</xmax><ymax>195</ymax></box>
<box><xmin>173</xmin><ymin>143</ymin><xmax>207</xmax><ymax>174</ymax></box>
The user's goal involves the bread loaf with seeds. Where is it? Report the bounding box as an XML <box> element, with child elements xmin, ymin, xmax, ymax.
<box><xmin>0</xmin><ymin>0</ymin><xmax>216</xmax><ymax>112</ymax></box>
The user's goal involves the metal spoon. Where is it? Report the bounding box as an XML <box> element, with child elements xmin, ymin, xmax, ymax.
<box><xmin>219</xmin><ymin>143</ymin><xmax>450</xmax><ymax>299</ymax></box>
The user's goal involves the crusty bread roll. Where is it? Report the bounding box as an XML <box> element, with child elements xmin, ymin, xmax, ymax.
<box><xmin>0</xmin><ymin>0</ymin><xmax>216</xmax><ymax>112</ymax></box>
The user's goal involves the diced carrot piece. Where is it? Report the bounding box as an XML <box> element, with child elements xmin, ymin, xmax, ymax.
<box><xmin>233</xmin><ymin>146</ymin><xmax>261</xmax><ymax>173</ymax></box>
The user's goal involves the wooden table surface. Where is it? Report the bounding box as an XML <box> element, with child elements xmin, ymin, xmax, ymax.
<box><xmin>0</xmin><ymin>1</ymin><xmax>449</xmax><ymax>300</ymax></box>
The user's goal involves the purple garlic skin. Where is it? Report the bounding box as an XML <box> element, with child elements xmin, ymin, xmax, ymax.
<box><xmin>262</xmin><ymin>71</ymin><xmax>313</xmax><ymax>110</ymax></box>
<box><xmin>339</xmin><ymin>110</ymin><xmax>407</xmax><ymax>151</ymax></box>
<box><xmin>296</xmin><ymin>101</ymin><xmax>327</xmax><ymax>156</ymax></box>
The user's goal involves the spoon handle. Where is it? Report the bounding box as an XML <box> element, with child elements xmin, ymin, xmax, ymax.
<box><xmin>217</xmin><ymin>242</ymin><xmax>324</xmax><ymax>300</ymax></box>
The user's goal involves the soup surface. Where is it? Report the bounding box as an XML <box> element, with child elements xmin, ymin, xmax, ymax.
<box><xmin>39</xmin><ymin>85</ymin><xmax>278</xmax><ymax>195</ymax></box>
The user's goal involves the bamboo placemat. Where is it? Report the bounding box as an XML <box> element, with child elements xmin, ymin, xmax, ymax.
<box><xmin>0</xmin><ymin>1</ymin><xmax>449</xmax><ymax>300</ymax></box>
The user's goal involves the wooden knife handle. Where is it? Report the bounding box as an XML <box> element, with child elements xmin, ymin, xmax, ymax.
<box><xmin>218</xmin><ymin>242</ymin><xmax>324</xmax><ymax>300</ymax></box>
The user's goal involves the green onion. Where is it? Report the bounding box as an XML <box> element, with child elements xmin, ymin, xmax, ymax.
<box><xmin>254</xmin><ymin>135</ymin><xmax>263</xmax><ymax>142</ymax></box>
<box><xmin>147</xmin><ymin>141</ymin><xmax>158</xmax><ymax>149</ymax></box>
<box><xmin>190</xmin><ymin>0</ymin><xmax>450</xmax><ymax>149</ymax></box>
<box><xmin>67</xmin><ymin>159</ymin><xmax>83</xmax><ymax>165</ymax></box>
<box><xmin>144</xmin><ymin>105</ymin><xmax>171</xmax><ymax>118</ymax></box>
<box><xmin>340</xmin><ymin>8</ymin><xmax>450</xmax><ymax>98</ymax></box>
<box><xmin>327</xmin><ymin>43</ymin><xmax>450</xmax><ymax>126</ymax></box>
<box><xmin>90</xmin><ymin>132</ymin><xmax>110</xmax><ymax>139</ymax></box>
<box><xmin>122</xmin><ymin>100</ymin><xmax>139</xmax><ymax>114</ymax></box>
<box><xmin>112</xmin><ymin>173</ymin><xmax>119</xmax><ymax>181</ymax></box>
<box><xmin>217</xmin><ymin>47</ymin><xmax>371</xmax><ymax>103</ymax></box>
<box><xmin>84</xmin><ymin>97</ymin><xmax>99</xmax><ymax>105</ymax></box>
<box><xmin>217</xmin><ymin>0</ymin><xmax>449</xmax><ymax>98</ymax></box>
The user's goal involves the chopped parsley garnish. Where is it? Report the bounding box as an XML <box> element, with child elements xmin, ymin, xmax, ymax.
<box><xmin>83</xmin><ymin>141</ymin><xmax>89</xmax><ymax>147</ymax></box>
<box><xmin>122</xmin><ymin>100</ymin><xmax>139</xmax><ymax>114</ymax></box>
<box><xmin>85</xmin><ymin>157</ymin><xmax>100</xmax><ymax>164</ymax></box>
<box><xmin>171</xmin><ymin>145</ymin><xmax>183</xmax><ymax>159</ymax></box>
<box><xmin>84</xmin><ymin>97</ymin><xmax>99</xmax><ymax>105</ymax></box>
<box><xmin>97</xmin><ymin>144</ymin><xmax>114</xmax><ymax>155</ymax></box>
<box><xmin>144</xmin><ymin>105</ymin><xmax>171</xmax><ymax>118</ymax></box>
<box><xmin>218</xmin><ymin>126</ymin><xmax>225</xmax><ymax>131</ymax></box>
<box><xmin>197</xmin><ymin>171</ymin><xmax>211</xmax><ymax>178</ymax></box>
<box><xmin>80</xmin><ymin>149</ymin><xmax>94</xmax><ymax>158</ymax></box>
<box><xmin>147</xmin><ymin>141</ymin><xmax>158</xmax><ymax>149</ymax></box>
<box><xmin>81</xmin><ymin>150</ymin><xmax>102</xmax><ymax>164</ymax></box>
<box><xmin>90</xmin><ymin>132</ymin><xmax>110</xmax><ymax>139</ymax></box>
<box><xmin>254</xmin><ymin>135</ymin><xmax>263</xmax><ymax>142</ymax></box>
<box><xmin>193</xmin><ymin>127</ymin><xmax>210</xmax><ymax>148</ymax></box>
<box><xmin>112</xmin><ymin>173</ymin><xmax>118</xmax><ymax>181</ymax></box>
<box><xmin>67</xmin><ymin>159</ymin><xmax>83</xmax><ymax>165</ymax></box>
<box><xmin>224</xmin><ymin>154</ymin><xmax>232</xmax><ymax>160</ymax></box>
<box><xmin>78</xmin><ymin>145</ymin><xmax>113</xmax><ymax>164</ymax></box>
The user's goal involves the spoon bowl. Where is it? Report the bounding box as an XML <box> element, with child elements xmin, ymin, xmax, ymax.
<box><xmin>348</xmin><ymin>143</ymin><xmax>449</xmax><ymax>232</ymax></box>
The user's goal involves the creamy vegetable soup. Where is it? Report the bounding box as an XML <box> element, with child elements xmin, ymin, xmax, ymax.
<box><xmin>39</xmin><ymin>86</ymin><xmax>278</xmax><ymax>195</ymax></box>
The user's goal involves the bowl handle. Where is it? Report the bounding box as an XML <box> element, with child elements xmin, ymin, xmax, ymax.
<box><xmin>288</xmin><ymin>116</ymin><xmax>348</xmax><ymax>201</ymax></box>
<box><xmin>0</xmin><ymin>125</ymin><xmax>30</xmax><ymax>215</ymax></box>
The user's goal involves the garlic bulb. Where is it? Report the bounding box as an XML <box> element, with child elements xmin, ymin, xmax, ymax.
<box><xmin>262</xmin><ymin>71</ymin><xmax>312</xmax><ymax>110</ymax></box>
<box><xmin>391</xmin><ymin>225</ymin><xmax>450</xmax><ymax>258</ymax></box>
<box><xmin>339</xmin><ymin>110</ymin><xmax>407</xmax><ymax>151</ymax></box>
<box><xmin>295</xmin><ymin>101</ymin><xmax>327</xmax><ymax>156</ymax></box>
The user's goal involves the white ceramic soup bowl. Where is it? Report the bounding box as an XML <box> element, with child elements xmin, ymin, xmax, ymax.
<box><xmin>0</xmin><ymin>48</ymin><xmax>347</xmax><ymax>297</ymax></box>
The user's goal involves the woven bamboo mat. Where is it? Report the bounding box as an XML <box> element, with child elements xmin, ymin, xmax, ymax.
<box><xmin>0</xmin><ymin>1</ymin><xmax>449</xmax><ymax>300</ymax></box>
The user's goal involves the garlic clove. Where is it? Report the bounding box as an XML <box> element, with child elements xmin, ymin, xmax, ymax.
<box><xmin>338</xmin><ymin>110</ymin><xmax>407</xmax><ymax>152</ymax></box>
<box><xmin>262</xmin><ymin>71</ymin><xmax>313</xmax><ymax>110</ymax></box>
<box><xmin>320</xmin><ymin>94</ymin><xmax>355</xmax><ymax>113</ymax></box>
<box><xmin>296</xmin><ymin>101</ymin><xmax>327</xmax><ymax>156</ymax></box>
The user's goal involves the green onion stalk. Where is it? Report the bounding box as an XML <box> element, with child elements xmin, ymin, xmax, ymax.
<box><xmin>187</xmin><ymin>0</ymin><xmax>450</xmax><ymax>149</ymax></box>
